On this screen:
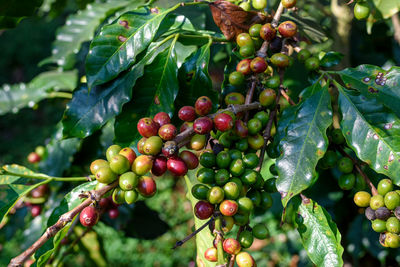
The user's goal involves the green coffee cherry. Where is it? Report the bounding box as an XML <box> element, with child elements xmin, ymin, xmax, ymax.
<box><xmin>125</xmin><ymin>190</ymin><xmax>138</xmax><ymax>204</ymax></box>
<box><xmin>378</xmin><ymin>179</ymin><xmax>393</xmax><ymax>196</ymax></box>
<box><xmin>109</xmin><ymin>154</ymin><xmax>130</xmax><ymax>174</ymax></box>
<box><xmin>106</xmin><ymin>145</ymin><xmax>122</xmax><ymax>162</ymax></box>
<box><xmin>119</xmin><ymin>172</ymin><xmax>139</xmax><ymax>191</ymax></box>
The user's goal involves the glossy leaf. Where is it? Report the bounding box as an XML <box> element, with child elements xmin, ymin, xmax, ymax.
<box><xmin>86</xmin><ymin>5</ymin><xmax>179</xmax><ymax>89</ymax></box>
<box><xmin>337</xmin><ymin>85</ymin><xmax>400</xmax><ymax>184</ymax></box>
<box><xmin>114</xmin><ymin>37</ymin><xmax>180</xmax><ymax>146</ymax></box>
<box><xmin>319</xmin><ymin>51</ymin><xmax>344</xmax><ymax>68</ymax></box>
<box><xmin>41</xmin><ymin>0</ymin><xmax>145</xmax><ymax>68</ymax></box>
<box><xmin>0</xmin><ymin>70</ymin><xmax>77</xmax><ymax>115</ymax></box>
<box><xmin>294</xmin><ymin>197</ymin><xmax>344</xmax><ymax>267</ymax></box>
<box><xmin>176</xmin><ymin>40</ymin><xmax>218</xmax><ymax>109</ymax></box>
<box><xmin>276</xmin><ymin>86</ymin><xmax>332</xmax><ymax>207</ymax></box>
<box><xmin>372</xmin><ymin>0</ymin><xmax>400</xmax><ymax>19</ymax></box>
<box><xmin>0</xmin><ymin>0</ymin><xmax>43</xmax><ymax>29</ymax></box>
<box><xmin>337</xmin><ymin>64</ymin><xmax>400</xmax><ymax>117</ymax></box>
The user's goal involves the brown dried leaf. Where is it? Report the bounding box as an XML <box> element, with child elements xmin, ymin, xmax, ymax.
<box><xmin>209</xmin><ymin>0</ymin><xmax>270</xmax><ymax>41</ymax></box>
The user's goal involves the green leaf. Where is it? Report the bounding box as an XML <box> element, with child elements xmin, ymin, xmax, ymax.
<box><xmin>282</xmin><ymin>12</ymin><xmax>327</xmax><ymax>42</ymax></box>
<box><xmin>184</xmin><ymin>170</ymin><xmax>214</xmax><ymax>267</ymax></box>
<box><xmin>337</xmin><ymin>64</ymin><xmax>400</xmax><ymax>117</ymax></box>
<box><xmin>85</xmin><ymin>5</ymin><xmax>179</xmax><ymax>89</ymax></box>
<box><xmin>337</xmin><ymin>84</ymin><xmax>400</xmax><ymax>184</ymax></box>
<box><xmin>62</xmin><ymin>36</ymin><xmax>174</xmax><ymax>139</ymax></box>
<box><xmin>0</xmin><ymin>0</ymin><xmax>43</xmax><ymax>29</ymax></box>
<box><xmin>294</xmin><ymin>197</ymin><xmax>344</xmax><ymax>267</ymax></box>
<box><xmin>41</xmin><ymin>0</ymin><xmax>145</xmax><ymax>68</ymax></box>
<box><xmin>114</xmin><ymin>36</ymin><xmax>180</xmax><ymax>146</ymax></box>
<box><xmin>372</xmin><ymin>0</ymin><xmax>400</xmax><ymax>19</ymax></box>
<box><xmin>0</xmin><ymin>70</ymin><xmax>77</xmax><ymax>115</ymax></box>
<box><xmin>175</xmin><ymin>40</ymin><xmax>218</xmax><ymax>109</ymax></box>
<box><xmin>319</xmin><ymin>51</ymin><xmax>343</xmax><ymax>68</ymax></box>
<box><xmin>276</xmin><ymin>86</ymin><xmax>332</xmax><ymax>207</ymax></box>
<box><xmin>35</xmin><ymin>181</ymin><xmax>97</xmax><ymax>265</ymax></box>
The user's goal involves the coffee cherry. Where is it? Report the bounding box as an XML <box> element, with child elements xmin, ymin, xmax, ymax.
<box><xmin>132</xmin><ymin>155</ymin><xmax>153</xmax><ymax>175</ymax></box>
<box><xmin>151</xmin><ymin>155</ymin><xmax>168</xmax><ymax>176</ymax></box>
<box><xmin>386</xmin><ymin>217</ymin><xmax>400</xmax><ymax>234</ymax></box>
<box><xmin>162</xmin><ymin>141</ymin><xmax>179</xmax><ymax>157</ymax></box>
<box><xmin>119</xmin><ymin>147</ymin><xmax>136</xmax><ymax>165</ymax></box>
<box><xmin>235</xmin><ymin>120</ymin><xmax>249</xmax><ymax>138</ymax></box>
<box><xmin>119</xmin><ymin>172</ymin><xmax>139</xmax><ymax>190</ymax></box>
<box><xmin>370</xmin><ymin>194</ymin><xmax>385</xmax><ymax>210</ymax></box>
<box><xmin>192</xmin><ymin>184</ymin><xmax>210</xmax><ymax>200</ymax></box>
<box><xmin>236</xmin><ymin>251</ymin><xmax>256</xmax><ymax>267</ymax></box>
<box><xmin>99</xmin><ymin>197</ymin><xmax>111</xmax><ymax>210</ymax></box>
<box><xmin>235</xmin><ymin>139</ymin><xmax>248</xmax><ymax>152</ymax></box>
<box><xmin>337</xmin><ymin>157</ymin><xmax>353</xmax><ymax>173</ymax></box>
<box><xmin>195</xmin><ymin>200</ymin><xmax>214</xmax><ymax>220</ymax></box>
<box><xmin>223</xmin><ymin>181</ymin><xmax>240</xmax><ymax>200</ymax></box>
<box><xmin>252</xmin><ymin>0</ymin><xmax>267</xmax><ymax>10</ymax></box>
<box><xmin>137</xmin><ymin>137</ymin><xmax>147</xmax><ymax>154</ymax></box>
<box><xmin>384</xmin><ymin>191</ymin><xmax>400</xmax><ymax>210</ymax></box>
<box><xmin>247</xmin><ymin>134</ymin><xmax>264</xmax><ymax>150</ymax></box>
<box><xmin>219</xmin><ymin>131</ymin><xmax>232</xmax><ymax>148</ymax></box>
<box><xmin>305</xmin><ymin>57</ymin><xmax>320</xmax><ymax>71</ymax></box>
<box><xmin>112</xmin><ymin>187</ymin><xmax>125</xmax><ymax>204</ymax></box>
<box><xmin>248</xmin><ymin>118</ymin><xmax>262</xmax><ymax>135</ymax></box>
<box><xmin>108</xmin><ymin>208</ymin><xmax>119</xmax><ymax>219</ymax></box>
<box><xmin>376</xmin><ymin>207</ymin><xmax>391</xmax><ymax>220</ymax></box>
<box><xmin>230</xmin><ymin>149</ymin><xmax>243</xmax><ymax>160</ymax></box>
<box><xmin>204</xmin><ymin>247</ymin><xmax>218</xmax><ymax>262</ymax></box>
<box><xmin>250</xmin><ymin>57</ymin><xmax>268</xmax><ymax>73</ymax></box>
<box><xmin>223</xmin><ymin>238</ymin><xmax>241</xmax><ymax>254</ymax></box>
<box><xmin>195</xmin><ymin>96</ymin><xmax>213</xmax><ymax>116</ymax></box>
<box><xmin>260</xmin><ymin>23</ymin><xmax>276</xmax><ymax>41</ymax></box>
<box><xmin>35</xmin><ymin>145</ymin><xmax>46</xmax><ymax>158</ymax></box>
<box><xmin>215</xmin><ymin>169</ymin><xmax>230</xmax><ymax>185</ymax></box>
<box><xmin>297</xmin><ymin>49</ymin><xmax>311</xmax><ymax>62</ymax></box>
<box><xmin>137</xmin><ymin>117</ymin><xmax>159</xmax><ymax>138</ymax></box>
<box><xmin>90</xmin><ymin>159</ymin><xmax>108</xmax><ymax>175</ymax></box>
<box><xmin>384</xmin><ymin>232</ymin><xmax>400</xmax><ymax>248</ymax></box>
<box><xmin>354</xmin><ymin>2</ymin><xmax>370</xmax><ymax>20</ymax></box>
<box><xmin>167</xmin><ymin>156</ymin><xmax>188</xmax><ymax>176</ymax></box>
<box><xmin>137</xmin><ymin>176</ymin><xmax>157</xmax><ymax>197</ymax></box>
<box><xmin>179</xmin><ymin>150</ymin><xmax>199</xmax><ymax>170</ymax></box>
<box><xmin>96</xmin><ymin>166</ymin><xmax>117</xmax><ymax>184</ymax></box>
<box><xmin>253</xmin><ymin>111</ymin><xmax>268</xmax><ymax>127</ymax></box>
<box><xmin>269</xmin><ymin>164</ymin><xmax>278</xmax><ymax>176</ymax></box>
<box><xmin>270</xmin><ymin>53</ymin><xmax>290</xmax><ymax>68</ymax></box>
<box><xmin>236</xmin><ymin>58</ymin><xmax>252</xmax><ymax>76</ymax></box>
<box><xmin>199</xmin><ymin>152</ymin><xmax>215</xmax><ymax>168</ymax></box>
<box><xmin>153</xmin><ymin>112</ymin><xmax>171</xmax><ymax>127</ymax></box>
<box><xmin>242</xmin><ymin>153</ymin><xmax>258</xmax><ymax>169</ymax></box>
<box><xmin>264</xmin><ymin>178</ymin><xmax>277</xmax><ymax>193</ymax></box>
<box><xmin>372</xmin><ymin>219</ymin><xmax>387</xmax><ymax>233</ymax></box>
<box><xmin>193</xmin><ymin>117</ymin><xmax>213</xmax><ymax>135</ymax></box>
<box><xmin>106</xmin><ymin>144</ymin><xmax>122</xmax><ymax>162</ymax></box>
<box><xmin>249</xmin><ymin>24</ymin><xmax>262</xmax><ymax>37</ymax></box>
<box><xmin>320</xmin><ymin>150</ymin><xmax>338</xmax><ymax>169</ymax></box>
<box><xmin>239</xmin><ymin>1</ymin><xmax>251</xmax><ymax>11</ymax></box>
<box><xmin>197</xmin><ymin>168</ymin><xmax>215</xmax><ymax>184</ymax></box>
<box><xmin>339</xmin><ymin>173</ymin><xmax>355</xmax><ymax>190</ymax></box>
<box><xmin>237</xmin><ymin>197</ymin><xmax>254</xmax><ymax>214</ymax></box>
<box><xmin>158</xmin><ymin>124</ymin><xmax>177</xmax><ymax>141</ymax></box>
<box><xmin>241</xmin><ymin>169</ymin><xmax>258</xmax><ymax>185</ymax></box>
<box><xmin>208</xmin><ymin>186</ymin><xmax>225</xmax><ymax>204</ymax></box>
<box><xmin>213</xmin><ymin>113</ymin><xmax>233</xmax><ymax>132</ymax></box>
<box><xmin>269</xmin><ymin>37</ymin><xmax>283</xmax><ymax>53</ymax></box>
<box><xmin>278</xmin><ymin>21</ymin><xmax>297</xmax><ymax>38</ymax></box>
<box><xmin>365</xmin><ymin>207</ymin><xmax>376</xmax><ymax>220</ymax></box>
<box><xmin>216</xmin><ymin>151</ymin><xmax>231</xmax><ymax>169</ymax></box>
<box><xmin>239</xmin><ymin>44</ymin><xmax>255</xmax><ymax>58</ymax></box>
<box><xmin>282</xmin><ymin>0</ymin><xmax>296</xmax><ymax>8</ymax></box>
<box><xmin>80</xmin><ymin>206</ymin><xmax>99</xmax><ymax>227</ymax></box>
<box><xmin>225</xmin><ymin>92</ymin><xmax>245</xmax><ymax>106</ymax></box>
<box><xmin>125</xmin><ymin>190</ymin><xmax>139</xmax><ymax>204</ymax></box>
<box><xmin>31</xmin><ymin>205</ymin><xmax>42</xmax><ymax>217</ymax></box>
<box><xmin>236</xmin><ymin>33</ymin><xmax>253</xmax><ymax>47</ymax></box>
<box><xmin>354</xmin><ymin>191</ymin><xmax>371</xmax><ymax>207</ymax></box>
<box><xmin>27</xmin><ymin>152</ymin><xmax>41</xmax><ymax>163</ymax></box>
<box><xmin>109</xmin><ymin>154</ymin><xmax>130</xmax><ymax>174</ymax></box>
<box><xmin>234</xmin><ymin>212</ymin><xmax>250</xmax><ymax>226</ymax></box>
<box><xmin>229</xmin><ymin>71</ymin><xmax>245</xmax><ymax>86</ymax></box>
<box><xmin>260</xmin><ymin>192</ymin><xmax>273</xmax><ymax>210</ymax></box>
<box><xmin>252</xmin><ymin>223</ymin><xmax>268</xmax><ymax>239</ymax></box>
<box><xmin>220</xmin><ymin>200</ymin><xmax>239</xmax><ymax>216</ymax></box>
<box><xmin>330</xmin><ymin>129</ymin><xmax>345</xmax><ymax>144</ymax></box>
<box><xmin>31</xmin><ymin>184</ymin><xmax>49</xmax><ymax>198</ymax></box>
<box><xmin>395</xmin><ymin>206</ymin><xmax>400</xmax><ymax>220</ymax></box>
<box><xmin>178</xmin><ymin>106</ymin><xmax>196</xmax><ymax>122</ymax></box>
<box><xmin>143</xmin><ymin>136</ymin><xmax>163</xmax><ymax>155</ymax></box>
<box><xmin>230</xmin><ymin>159</ymin><xmax>245</xmax><ymax>176</ymax></box>
<box><xmin>239</xmin><ymin>230</ymin><xmax>254</xmax><ymax>248</ymax></box>
<box><xmin>378</xmin><ymin>179</ymin><xmax>393</xmax><ymax>196</ymax></box>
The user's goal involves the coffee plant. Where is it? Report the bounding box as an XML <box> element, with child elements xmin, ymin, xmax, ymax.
<box><xmin>1</xmin><ymin>0</ymin><xmax>400</xmax><ymax>266</ymax></box>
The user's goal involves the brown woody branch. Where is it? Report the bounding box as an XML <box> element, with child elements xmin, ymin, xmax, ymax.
<box><xmin>271</xmin><ymin>2</ymin><xmax>285</xmax><ymax>28</ymax></box>
<box><xmin>244</xmin><ymin>81</ymin><xmax>257</xmax><ymax>122</ymax></box>
<box><xmin>9</xmin><ymin>180</ymin><xmax>119</xmax><ymax>267</ymax></box>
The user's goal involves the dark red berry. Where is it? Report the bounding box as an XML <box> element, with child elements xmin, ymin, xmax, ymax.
<box><xmin>108</xmin><ymin>208</ymin><xmax>119</xmax><ymax>219</ymax></box>
<box><xmin>278</xmin><ymin>21</ymin><xmax>297</xmax><ymax>38</ymax></box>
<box><xmin>162</xmin><ymin>141</ymin><xmax>179</xmax><ymax>158</ymax></box>
<box><xmin>235</xmin><ymin>120</ymin><xmax>248</xmax><ymax>138</ymax></box>
<box><xmin>99</xmin><ymin>197</ymin><xmax>111</xmax><ymax>210</ymax></box>
<box><xmin>250</xmin><ymin>57</ymin><xmax>268</xmax><ymax>73</ymax></box>
<box><xmin>269</xmin><ymin>37</ymin><xmax>283</xmax><ymax>53</ymax></box>
<box><xmin>260</xmin><ymin>23</ymin><xmax>276</xmax><ymax>41</ymax></box>
<box><xmin>27</xmin><ymin>152</ymin><xmax>41</xmax><ymax>163</ymax></box>
<box><xmin>137</xmin><ymin>117</ymin><xmax>159</xmax><ymax>138</ymax></box>
<box><xmin>137</xmin><ymin>176</ymin><xmax>157</xmax><ymax>197</ymax></box>
<box><xmin>151</xmin><ymin>155</ymin><xmax>168</xmax><ymax>176</ymax></box>
<box><xmin>80</xmin><ymin>206</ymin><xmax>99</xmax><ymax>227</ymax></box>
<box><xmin>195</xmin><ymin>96</ymin><xmax>213</xmax><ymax>116</ymax></box>
<box><xmin>153</xmin><ymin>112</ymin><xmax>171</xmax><ymax>126</ymax></box>
<box><xmin>194</xmin><ymin>200</ymin><xmax>214</xmax><ymax>220</ymax></box>
<box><xmin>31</xmin><ymin>205</ymin><xmax>42</xmax><ymax>217</ymax></box>
<box><xmin>193</xmin><ymin>117</ymin><xmax>213</xmax><ymax>134</ymax></box>
<box><xmin>214</xmin><ymin>113</ymin><xmax>234</xmax><ymax>132</ymax></box>
<box><xmin>179</xmin><ymin>150</ymin><xmax>199</xmax><ymax>170</ymax></box>
<box><xmin>178</xmin><ymin>106</ymin><xmax>197</xmax><ymax>122</ymax></box>
<box><xmin>167</xmin><ymin>156</ymin><xmax>188</xmax><ymax>176</ymax></box>
<box><xmin>158</xmin><ymin>124</ymin><xmax>177</xmax><ymax>141</ymax></box>
<box><xmin>236</xmin><ymin>59</ymin><xmax>252</xmax><ymax>75</ymax></box>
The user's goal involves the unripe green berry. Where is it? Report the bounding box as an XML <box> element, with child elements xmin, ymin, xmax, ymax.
<box><xmin>106</xmin><ymin>145</ymin><xmax>122</xmax><ymax>162</ymax></box>
<box><xmin>353</xmin><ymin>191</ymin><xmax>371</xmax><ymax>207</ymax></box>
<box><xmin>109</xmin><ymin>154</ymin><xmax>130</xmax><ymax>174</ymax></box>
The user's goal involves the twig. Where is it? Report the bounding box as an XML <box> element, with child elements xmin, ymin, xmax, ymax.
<box><xmin>271</xmin><ymin>2</ymin><xmax>285</xmax><ymax>28</ymax></box>
<box><xmin>336</xmin><ymin>146</ymin><xmax>378</xmax><ymax>196</ymax></box>
<box><xmin>214</xmin><ymin>217</ymin><xmax>225</xmax><ymax>266</ymax></box>
<box><xmin>280</xmin><ymin>88</ymin><xmax>296</xmax><ymax>106</ymax></box>
<box><xmin>173</xmin><ymin>217</ymin><xmax>214</xmax><ymax>249</ymax></box>
<box><xmin>244</xmin><ymin>81</ymin><xmax>257</xmax><ymax>122</ymax></box>
<box><xmin>8</xmin><ymin>180</ymin><xmax>119</xmax><ymax>267</ymax></box>
<box><xmin>392</xmin><ymin>13</ymin><xmax>400</xmax><ymax>45</ymax></box>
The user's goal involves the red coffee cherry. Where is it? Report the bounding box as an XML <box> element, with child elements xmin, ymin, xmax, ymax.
<box><xmin>151</xmin><ymin>155</ymin><xmax>168</xmax><ymax>176</ymax></box>
<box><xmin>250</xmin><ymin>57</ymin><xmax>268</xmax><ymax>73</ymax></box>
<box><xmin>214</xmin><ymin>113</ymin><xmax>234</xmax><ymax>132</ymax></box>
<box><xmin>119</xmin><ymin>147</ymin><xmax>136</xmax><ymax>165</ymax></box>
<box><xmin>195</xmin><ymin>96</ymin><xmax>213</xmax><ymax>116</ymax></box>
<box><xmin>193</xmin><ymin>117</ymin><xmax>213</xmax><ymax>134</ymax></box>
<box><xmin>27</xmin><ymin>152</ymin><xmax>41</xmax><ymax>163</ymax></box>
<box><xmin>278</xmin><ymin>21</ymin><xmax>297</xmax><ymax>38</ymax></box>
<box><xmin>137</xmin><ymin>137</ymin><xmax>147</xmax><ymax>154</ymax></box>
<box><xmin>158</xmin><ymin>124</ymin><xmax>177</xmax><ymax>141</ymax></box>
<box><xmin>235</xmin><ymin>120</ymin><xmax>249</xmax><ymax>138</ymax></box>
<box><xmin>223</xmin><ymin>238</ymin><xmax>241</xmax><ymax>254</ymax></box>
<box><xmin>219</xmin><ymin>200</ymin><xmax>239</xmax><ymax>216</ymax></box>
<box><xmin>137</xmin><ymin>117</ymin><xmax>159</xmax><ymax>137</ymax></box>
<box><xmin>108</xmin><ymin>208</ymin><xmax>119</xmax><ymax>219</ymax></box>
<box><xmin>167</xmin><ymin>156</ymin><xmax>188</xmax><ymax>176</ymax></box>
<box><xmin>99</xmin><ymin>197</ymin><xmax>111</xmax><ymax>210</ymax></box>
<box><xmin>178</xmin><ymin>106</ymin><xmax>197</xmax><ymax>122</ymax></box>
<box><xmin>31</xmin><ymin>205</ymin><xmax>42</xmax><ymax>217</ymax></box>
<box><xmin>80</xmin><ymin>206</ymin><xmax>99</xmax><ymax>227</ymax></box>
<box><xmin>179</xmin><ymin>150</ymin><xmax>199</xmax><ymax>170</ymax></box>
<box><xmin>137</xmin><ymin>176</ymin><xmax>157</xmax><ymax>197</ymax></box>
<box><xmin>153</xmin><ymin>112</ymin><xmax>171</xmax><ymax>126</ymax></box>
<box><xmin>31</xmin><ymin>184</ymin><xmax>49</xmax><ymax>198</ymax></box>
<box><xmin>260</xmin><ymin>23</ymin><xmax>276</xmax><ymax>41</ymax></box>
<box><xmin>236</xmin><ymin>59</ymin><xmax>252</xmax><ymax>75</ymax></box>
<box><xmin>204</xmin><ymin>247</ymin><xmax>218</xmax><ymax>262</ymax></box>
<box><xmin>194</xmin><ymin>200</ymin><xmax>214</xmax><ymax>220</ymax></box>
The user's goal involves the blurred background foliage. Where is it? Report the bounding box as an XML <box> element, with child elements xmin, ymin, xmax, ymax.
<box><xmin>0</xmin><ymin>0</ymin><xmax>400</xmax><ymax>266</ymax></box>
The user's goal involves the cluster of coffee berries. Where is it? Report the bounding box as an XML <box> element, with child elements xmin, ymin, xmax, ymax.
<box><xmin>353</xmin><ymin>179</ymin><xmax>400</xmax><ymax>248</ymax></box>
<box><xmin>24</xmin><ymin>184</ymin><xmax>49</xmax><ymax>217</ymax></box>
<box><xmin>27</xmin><ymin>146</ymin><xmax>47</xmax><ymax>164</ymax></box>
<box><xmin>352</xmin><ymin>0</ymin><xmax>370</xmax><ymax>20</ymax></box>
<box><xmin>296</xmin><ymin>48</ymin><xmax>320</xmax><ymax>72</ymax></box>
